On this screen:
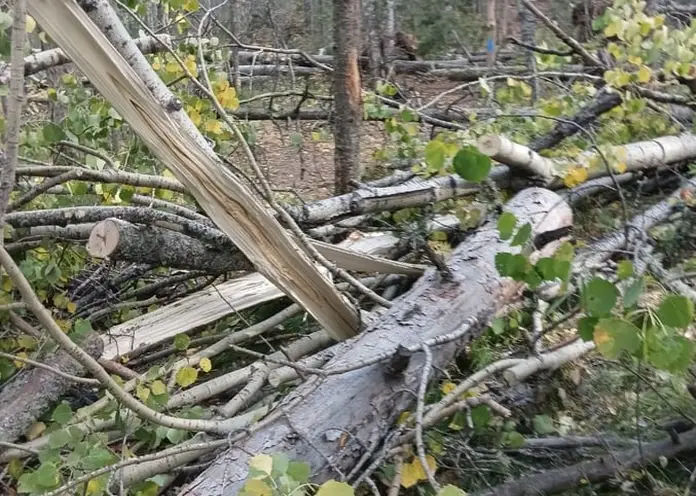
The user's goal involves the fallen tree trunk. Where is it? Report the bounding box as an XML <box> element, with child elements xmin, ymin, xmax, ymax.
<box><xmin>0</xmin><ymin>332</ymin><xmax>103</xmax><ymax>444</ymax></box>
<box><xmin>476</xmin><ymin>428</ymin><xmax>696</xmax><ymax>496</ymax></box>
<box><xmin>179</xmin><ymin>187</ymin><xmax>573</xmax><ymax>495</ymax></box>
<box><xmin>478</xmin><ymin>133</ymin><xmax>696</xmax><ymax>185</ymax></box>
<box><xmin>85</xmin><ymin>218</ymin><xmax>426</xmax><ymax>276</ymax></box>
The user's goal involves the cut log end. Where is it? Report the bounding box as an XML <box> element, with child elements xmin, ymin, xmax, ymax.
<box><xmin>477</xmin><ymin>134</ymin><xmax>505</xmax><ymax>156</ymax></box>
<box><xmin>86</xmin><ymin>219</ymin><xmax>121</xmax><ymax>258</ymax></box>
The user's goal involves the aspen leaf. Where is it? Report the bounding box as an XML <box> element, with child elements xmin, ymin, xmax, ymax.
<box><xmin>563</xmin><ymin>166</ymin><xmax>588</xmax><ymax>187</ymax></box>
<box><xmin>441</xmin><ymin>381</ymin><xmax>456</xmax><ymax>395</ymax></box>
<box><xmin>637</xmin><ymin>65</ymin><xmax>652</xmax><ymax>83</ymax></box>
<box><xmin>25</xmin><ymin>15</ymin><xmax>36</xmax><ymax>33</ymax></box>
<box><xmin>248</xmin><ymin>454</ymin><xmax>273</xmax><ymax>478</ymax></box>
<box><xmin>397</xmin><ymin>411</ymin><xmax>412</xmax><ymax>425</ymax></box>
<box><xmin>136</xmin><ymin>385</ymin><xmax>150</xmax><ymax>402</ymax></box>
<box><xmin>657</xmin><ymin>295</ymin><xmax>694</xmax><ymax>329</ymax></box>
<box><xmin>593</xmin><ymin>318</ymin><xmax>641</xmax><ymax>359</ymax></box>
<box><xmin>13</xmin><ymin>351</ymin><xmax>28</xmax><ymax>369</ymax></box>
<box><xmin>150</xmin><ymin>380</ymin><xmax>167</xmax><ymax>396</ymax></box>
<box><xmin>205</xmin><ymin>119</ymin><xmax>223</xmax><ymax>135</ymax></box>
<box><xmin>175</xmin><ymin>367</ymin><xmax>198</xmax><ymax>387</ymax></box>
<box><xmin>316</xmin><ymin>481</ymin><xmax>354</xmax><ymax>496</ymax></box>
<box><xmin>437</xmin><ymin>485</ymin><xmax>468</xmax><ymax>496</ymax></box>
<box><xmin>241</xmin><ymin>479</ymin><xmax>272</xmax><ymax>496</ymax></box>
<box><xmin>26</xmin><ymin>422</ymin><xmax>46</xmax><ymax>440</ymax></box>
<box><xmin>615</xmin><ymin>162</ymin><xmax>627</xmax><ymax>173</ymax></box>
<box><xmin>187</xmin><ymin>107</ymin><xmax>202</xmax><ymax>126</ymax></box>
<box><xmin>184</xmin><ymin>55</ymin><xmax>197</xmax><ymax>74</ymax></box>
<box><xmin>67</xmin><ymin>301</ymin><xmax>77</xmax><ymax>313</ymax></box>
<box><xmin>199</xmin><ymin>357</ymin><xmax>212</xmax><ymax>372</ymax></box>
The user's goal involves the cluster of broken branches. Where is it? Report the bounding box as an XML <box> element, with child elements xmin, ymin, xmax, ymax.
<box><xmin>1</xmin><ymin>0</ymin><xmax>696</xmax><ymax>495</ymax></box>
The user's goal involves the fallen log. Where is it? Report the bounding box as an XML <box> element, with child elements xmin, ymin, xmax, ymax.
<box><xmin>476</xmin><ymin>427</ymin><xmax>696</xmax><ymax>496</ymax></box>
<box><xmin>0</xmin><ymin>332</ymin><xmax>103</xmax><ymax>444</ymax></box>
<box><xmin>179</xmin><ymin>187</ymin><xmax>573</xmax><ymax>495</ymax></box>
<box><xmin>478</xmin><ymin>133</ymin><xmax>696</xmax><ymax>186</ymax></box>
<box><xmin>85</xmin><ymin>218</ymin><xmax>426</xmax><ymax>276</ymax></box>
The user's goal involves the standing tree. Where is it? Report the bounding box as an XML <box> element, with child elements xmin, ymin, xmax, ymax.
<box><xmin>332</xmin><ymin>0</ymin><xmax>362</xmax><ymax>194</ymax></box>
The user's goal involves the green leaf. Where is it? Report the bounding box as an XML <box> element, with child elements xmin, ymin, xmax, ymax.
<box><xmin>174</xmin><ymin>333</ymin><xmax>191</xmax><ymax>351</ymax></box>
<box><xmin>48</xmin><ymin>429</ymin><xmax>71</xmax><ymax>449</ymax></box>
<box><xmin>175</xmin><ymin>367</ymin><xmax>198</xmax><ymax>388</ymax></box>
<box><xmin>42</xmin><ymin>122</ymin><xmax>65</xmax><ymax>143</ymax></box>
<box><xmin>35</xmin><ymin>462</ymin><xmax>60</xmax><ymax>489</ymax></box>
<box><xmin>593</xmin><ymin>318</ymin><xmax>641</xmax><ymax>359</ymax></box>
<box><xmin>502</xmin><ymin>431</ymin><xmax>526</xmax><ymax>449</ymax></box>
<box><xmin>424</xmin><ymin>140</ymin><xmax>446</xmax><ymax>172</ymax></box>
<box><xmin>647</xmin><ymin>332</ymin><xmax>694</xmax><ymax>372</ymax></box>
<box><xmin>51</xmin><ymin>403</ymin><xmax>73</xmax><ymax>425</ymax></box>
<box><xmin>582</xmin><ymin>277</ymin><xmax>618</xmax><ymax>317</ymax></box>
<box><xmin>453</xmin><ymin>145</ymin><xmax>492</xmax><ymax>183</ymax></box>
<box><xmin>437</xmin><ymin>485</ymin><xmax>469</xmax><ymax>496</ymax></box>
<box><xmin>316</xmin><ymin>480</ymin><xmax>354</xmax><ymax>496</ymax></box>
<box><xmin>578</xmin><ymin>316</ymin><xmax>599</xmax><ymax>341</ymax></box>
<box><xmin>497</xmin><ymin>212</ymin><xmax>517</xmax><ymax>240</ymax></box>
<box><xmin>532</xmin><ymin>414</ymin><xmax>555</xmax><ymax>435</ymax></box>
<box><xmin>657</xmin><ymin>295</ymin><xmax>694</xmax><ymax>329</ymax></box>
<box><xmin>471</xmin><ymin>405</ymin><xmax>491</xmax><ymax>430</ymax></box>
<box><xmin>489</xmin><ymin>317</ymin><xmax>505</xmax><ymax>335</ymax></box>
<box><xmin>617</xmin><ymin>260</ymin><xmax>634</xmax><ymax>280</ymax></box>
<box><xmin>271</xmin><ymin>453</ymin><xmax>290</xmax><ymax>477</ymax></box>
<box><xmin>42</xmin><ymin>263</ymin><xmax>61</xmax><ymax>285</ymax></box>
<box><xmin>495</xmin><ymin>253</ymin><xmax>529</xmax><ymax>279</ymax></box>
<box><xmin>623</xmin><ymin>277</ymin><xmax>644</xmax><ymax>309</ymax></box>
<box><xmin>286</xmin><ymin>460</ymin><xmax>311</xmax><ymax>483</ymax></box>
<box><xmin>511</xmin><ymin>222</ymin><xmax>532</xmax><ymax>247</ymax></box>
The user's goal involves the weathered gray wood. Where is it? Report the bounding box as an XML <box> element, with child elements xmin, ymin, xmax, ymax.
<box><xmin>0</xmin><ymin>332</ymin><xmax>103</xmax><ymax>444</ymax></box>
<box><xmin>179</xmin><ymin>187</ymin><xmax>573</xmax><ymax>495</ymax></box>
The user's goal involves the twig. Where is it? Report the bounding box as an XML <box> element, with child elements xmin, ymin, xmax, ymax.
<box><xmin>0</xmin><ymin>351</ymin><xmax>100</xmax><ymax>385</ymax></box>
<box><xmin>415</xmin><ymin>345</ymin><xmax>440</xmax><ymax>492</ymax></box>
<box><xmin>519</xmin><ymin>0</ymin><xmax>603</xmax><ymax>67</ymax></box>
<box><xmin>507</xmin><ymin>37</ymin><xmax>573</xmax><ymax>56</ymax></box>
<box><xmin>388</xmin><ymin>454</ymin><xmax>405</xmax><ymax>496</ymax></box>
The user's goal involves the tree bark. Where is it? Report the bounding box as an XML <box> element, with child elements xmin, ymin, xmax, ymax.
<box><xmin>179</xmin><ymin>187</ymin><xmax>573</xmax><ymax>495</ymax></box>
<box><xmin>332</xmin><ymin>0</ymin><xmax>363</xmax><ymax>194</ymax></box>
<box><xmin>477</xmin><ymin>428</ymin><xmax>696</xmax><ymax>496</ymax></box>
<box><xmin>0</xmin><ymin>332</ymin><xmax>103</xmax><ymax>444</ymax></box>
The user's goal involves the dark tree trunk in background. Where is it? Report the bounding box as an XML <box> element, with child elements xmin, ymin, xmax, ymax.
<box><xmin>333</xmin><ymin>0</ymin><xmax>362</xmax><ymax>194</ymax></box>
<box><xmin>517</xmin><ymin>0</ymin><xmax>539</xmax><ymax>100</ymax></box>
<box><xmin>364</xmin><ymin>0</ymin><xmax>381</xmax><ymax>87</ymax></box>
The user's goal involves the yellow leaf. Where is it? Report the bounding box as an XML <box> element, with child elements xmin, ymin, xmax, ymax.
<box><xmin>205</xmin><ymin>119</ymin><xmax>223</xmax><ymax>135</ymax></box>
<box><xmin>217</xmin><ymin>87</ymin><xmax>239</xmax><ymax>110</ymax></box>
<box><xmin>152</xmin><ymin>57</ymin><xmax>162</xmax><ymax>71</ymax></box>
<box><xmin>136</xmin><ymin>384</ymin><xmax>150</xmax><ymax>402</ymax></box>
<box><xmin>67</xmin><ymin>301</ymin><xmax>77</xmax><ymax>313</ymax></box>
<box><xmin>56</xmin><ymin>319</ymin><xmax>71</xmax><ymax>333</ymax></box>
<box><xmin>441</xmin><ymin>381</ymin><xmax>456</xmax><ymax>395</ymax></box>
<box><xmin>400</xmin><ymin>459</ymin><xmax>422</xmax><ymax>488</ymax></box>
<box><xmin>187</xmin><ymin>107</ymin><xmax>202</xmax><ymax>126</ymax></box>
<box><xmin>2</xmin><ymin>276</ymin><xmax>12</xmax><ymax>292</ymax></box>
<box><xmin>175</xmin><ymin>366</ymin><xmax>198</xmax><ymax>387</ymax></box>
<box><xmin>86</xmin><ymin>478</ymin><xmax>104</xmax><ymax>495</ymax></box>
<box><xmin>627</xmin><ymin>55</ymin><xmax>643</xmax><ymax>66</ymax></box>
<box><xmin>397</xmin><ymin>411</ymin><xmax>412</xmax><ymax>425</ymax></box>
<box><xmin>25</xmin><ymin>15</ymin><xmax>36</xmax><ymax>33</ymax></box>
<box><xmin>615</xmin><ymin>162</ymin><xmax>627</xmax><ymax>173</ymax></box>
<box><xmin>26</xmin><ymin>421</ymin><xmax>46</xmax><ymax>440</ymax></box>
<box><xmin>249</xmin><ymin>454</ymin><xmax>273</xmax><ymax>478</ymax></box>
<box><xmin>8</xmin><ymin>458</ymin><xmax>23</xmax><ymax>480</ymax></box>
<box><xmin>165</xmin><ymin>61</ymin><xmax>181</xmax><ymax>75</ymax></box>
<box><xmin>13</xmin><ymin>351</ymin><xmax>28</xmax><ymax>369</ymax></box>
<box><xmin>150</xmin><ymin>380</ymin><xmax>167</xmax><ymax>396</ymax></box>
<box><xmin>183</xmin><ymin>0</ymin><xmax>200</xmax><ymax>11</ymax></box>
<box><xmin>184</xmin><ymin>55</ymin><xmax>197</xmax><ymax>75</ymax></box>
<box><xmin>637</xmin><ymin>65</ymin><xmax>652</xmax><ymax>83</ymax></box>
<box><xmin>242</xmin><ymin>479</ymin><xmax>272</xmax><ymax>496</ymax></box>
<box><xmin>316</xmin><ymin>480</ymin><xmax>354</xmax><ymax>496</ymax></box>
<box><xmin>199</xmin><ymin>357</ymin><xmax>212</xmax><ymax>373</ymax></box>
<box><xmin>563</xmin><ymin>166</ymin><xmax>588</xmax><ymax>188</ymax></box>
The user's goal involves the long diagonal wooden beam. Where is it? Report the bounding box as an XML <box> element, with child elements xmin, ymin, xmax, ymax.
<box><xmin>27</xmin><ymin>0</ymin><xmax>360</xmax><ymax>339</ymax></box>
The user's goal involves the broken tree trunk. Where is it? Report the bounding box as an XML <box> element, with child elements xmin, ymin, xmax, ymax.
<box><xmin>0</xmin><ymin>332</ymin><xmax>103</xmax><ymax>444</ymax></box>
<box><xmin>30</xmin><ymin>0</ymin><xmax>360</xmax><ymax>340</ymax></box>
<box><xmin>478</xmin><ymin>133</ymin><xmax>696</xmax><ymax>185</ymax></box>
<box><xmin>179</xmin><ymin>187</ymin><xmax>573</xmax><ymax>495</ymax></box>
<box><xmin>85</xmin><ymin>218</ymin><xmax>426</xmax><ymax>276</ymax></box>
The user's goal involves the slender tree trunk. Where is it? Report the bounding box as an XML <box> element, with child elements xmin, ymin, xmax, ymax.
<box><xmin>332</xmin><ymin>0</ymin><xmax>362</xmax><ymax>194</ymax></box>
<box><xmin>364</xmin><ymin>0</ymin><xmax>380</xmax><ymax>87</ymax></box>
<box><xmin>516</xmin><ymin>0</ymin><xmax>539</xmax><ymax>100</ymax></box>
<box><xmin>486</xmin><ymin>0</ymin><xmax>497</xmax><ymax>67</ymax></box>
<box><xmin>384</xmin><ymin>0</ymin><xmax>396</xmax><ymax>62</ymax></box>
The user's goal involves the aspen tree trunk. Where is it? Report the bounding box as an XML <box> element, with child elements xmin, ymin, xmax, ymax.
<box><xmin>333</xmin><ymin>0</ymin><xmax>362</xmax><ymax>194</ymax></box>
<box><xmin>487</xmin><ymin>0</ymin><xmax>497</xmax><ymax>67</ymax></box>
